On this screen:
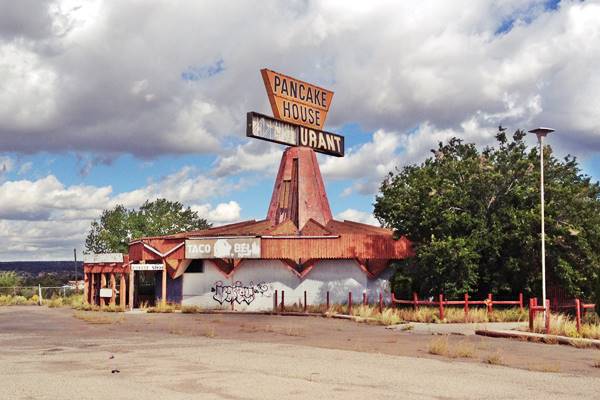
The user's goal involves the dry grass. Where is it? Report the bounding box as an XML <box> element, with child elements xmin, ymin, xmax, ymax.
<box><xmin>202</xmin><ymin>327</ymin><xmax>216</xmax><ymax>338</ymax></box>
<box><xmin>428</xmin><ymin>336</ymin><xmax>449</xmax><ymax>356</ymax></box>
<box><xmin>483</xmin><ymin>350</ymin><xmax>504</xmax><ymax>365</ymax></box>
<box><xmin>73</xmin><ymin>311</ymin><xmax>125</xmax><ymax>324</ymax></box>
<box><xmin>284</xmin><ymin>326</ymin><xmax>304</xmax><ymax>337</ymax></box>
<box><xmin>453</xmin><ymin>341</ymin><xmax>476</xmax><ymax>358</ymax></box>
<box><xmin>527</xmin><ymin>363</ymin><xmax>561</xmax><ymax>373</ymax></box>
<box><xmin>532</xmin><ymin>312</ymin><xmax>600</xmax><ymax>340</ymax></box>
<box><xmin>147</xmin><ymin>302</ymin><xmax>180</xmax><ymax>313</ymax></box>
<box><xmin>181</xmin><ymin>305</ymin><xmax>204</xmax><ymax>313</ymax></box>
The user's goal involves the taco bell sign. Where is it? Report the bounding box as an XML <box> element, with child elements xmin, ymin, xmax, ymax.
<box><xmin>185</xmin><ymin>238</ymin><xmax>261</xmax><ymax>259</ymax></box>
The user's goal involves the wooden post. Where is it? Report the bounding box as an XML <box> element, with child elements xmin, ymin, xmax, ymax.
<box><xmin>90</xmin><ymin>273</ymin><xmax>96</xmax><ymax>305</ymax></box>
<box><xmin>464</xmin><ymin>293</ymin><xmax>469</xmax><ymax>316</ymax></box>
<box><xmin>161</xmin><ymin>260</ymin><xmax>167</xmax><ymax>306</ymax></box>
<box><xmin>379</xmin><ymin>292</ymin><xmax>383</xmax><ymax>313</ymax></box>
<box><xmin>438</xmin><ymin>294</ymin><xmax>444</xmax><ymax>320</ymax></box>
<box><xmin>413</xmin><ymin>292</ymin><xmax>418</xmax><ymax>310</ymax></box>
<box><xmin>326</xmin><ymin>291</ymin><xmax>330</xmax><ymax>311</ymax></box>
<box><xmin>575</xmin><ymin>298</ymin><xmax>581</xmax><ymax>333</ymax></box>
<box><xmin>545</xmin><ymin>299</ymin><xmax>551</xmax><ymax>334</ymax></box>
<box><xmin>519</xmin><ymin>292</ymin><xmax>524</xmax><ymax>310</ymax></box>
<box><xmin>83</xmin><ymin>272</ymin><xmax>89</xmax><ymax>304</ymax></box>
<box><xmin>128</xmin><ymin>270</ymin><xmax>134</xmax><ymax>310</ymax></box>
<box><xmin>304</xmin><ymin>290</ymin><xmax>307</xmax><ymax>313</ymax></box>
<box><xmin>274</xmin><ymin>290</ymin><xmax>278</xmax><ymax>312</ymax></box>
<box><xmin>529</xmin><ymin>298</ymin><xmax>535</xmax><ymax>331</ymax></box>
<box><xmin>119</xmin><ymin>273</ymin><xmax>126</xmax><ymax>308</ymax></box>
<box><xmin>100</xmin><ymin>273</ymin><xmax>107</xmax><ymax>307</ymax></box>
<box><xmin>348</xmin><ymin>292</ymin><xmax>352</xmax><ymax>315</ymax></box>
<box><xmin>363</xmin><ymin>291</ymin><xmax>367</xmax><ymax>306</ymax></box>
<box><xmin>281</xmin><ymin>290</ymin><xmax>285</xmax><ymax>312</ymax></box>
<box><xmin>109</xmin><ymin>273</ymin><xmax>116</xmax><ymax>306</ymax></box>
<box><xmin>487</xmin><ymin>293</ymin><xmax>493</xmax><ymax>314</ymax></box>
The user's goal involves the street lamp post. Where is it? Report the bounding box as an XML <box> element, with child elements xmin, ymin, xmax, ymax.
<box><xmin>528</xmin><ymin>127</ymin><xmax>555</xmax><ymax>315</ymax></box>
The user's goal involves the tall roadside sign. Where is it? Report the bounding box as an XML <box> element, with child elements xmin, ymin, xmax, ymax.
<box><xmin>247</xmin><ymin>68</ymin><xmax>344</xmax><ymax>157</ymax></box>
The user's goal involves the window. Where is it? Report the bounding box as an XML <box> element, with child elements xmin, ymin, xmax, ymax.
<box><xmin>186</xmin><ymin>260</ymin><xmax>204</xmax><ymax>273</ymax></box>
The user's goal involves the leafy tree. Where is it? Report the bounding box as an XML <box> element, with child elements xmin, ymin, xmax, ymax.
<box><xmin>374</xmin><ymin>130</ymin><xmax>600</xmax><ymax>301</ymax></box>
<box><xmin>0</xmin><ymin>271</ymin><xmax>22</xmax><ymax>287</ymax></box>
<box><xmin>85</xmin><ymin>199</ymin><xmax>211</xmax><ymax>254</ymax></box>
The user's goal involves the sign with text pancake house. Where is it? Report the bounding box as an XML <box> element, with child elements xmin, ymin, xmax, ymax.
<box><xmin>261</xmin><ymin>68</ymin><xmax>334</xmax><ymax>131</ymax></box>
<box><xmin>247</xmin><ymin>112</ymin><xmax>344</xmax><ymax>157</ymax></box>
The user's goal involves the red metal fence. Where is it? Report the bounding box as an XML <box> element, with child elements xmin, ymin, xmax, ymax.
<box><xmin>391</xmin><ymin>292</ymin><xmax>524</xmax><ymax>320</ymax></box>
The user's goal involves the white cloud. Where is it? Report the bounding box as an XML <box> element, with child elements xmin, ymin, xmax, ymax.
<box><xmin>0</xmin><ymin>166</ymin><xmax>240</xmax><ymax>259</ymax></box>
<box><xmin>0</xmin><ymin>0</ymin><xmax>597</xmax><ymax>158</ymax></box>
<box><xmin>213</xmin><ymin>140</ymin><xmax>283</xmax><ymax>177</ymax></box>
<box><xmin>192</xmin><ymin>201</ymin><xmax>242</xmax><ymax>225</ymax></box>
<box><xmin>336</xmin><ymin>208</ymin><xmax>380</xmax><ymax>226</ymax></box>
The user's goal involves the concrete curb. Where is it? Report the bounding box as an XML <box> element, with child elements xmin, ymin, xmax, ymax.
<box><xmin>475</xmin><ymin>329</ymin><xmax>600</xmax><ymax>349</ymax></box>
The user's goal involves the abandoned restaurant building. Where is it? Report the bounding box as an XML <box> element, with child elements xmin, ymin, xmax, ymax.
<box><xmin>83</xmin><ymin>69</ymin><xmax>412</xmax><ymax>311</ymax></box>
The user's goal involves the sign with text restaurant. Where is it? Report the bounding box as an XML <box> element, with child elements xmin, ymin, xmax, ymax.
<box><xmin>248</xmin><ymin>68</ymin><xmax>344</xmax><ymax>157</ymax></box>
<box><xmin>247</xmin><ymin>112</ymin><xmax>344</xmax><ymax>157</ymax></box>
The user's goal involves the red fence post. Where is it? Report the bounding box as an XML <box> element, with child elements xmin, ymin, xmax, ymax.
<box><xmin>274</xmin><ymin>290</ymin><xmax>278</xmax><ymax>312</ymax></box>
<box><xmin>464</xmin><ymin>293</ymin><xmax>469</xmax><ymax>316</ymax></box>
<box><xmin>545</xmin><ymin>299</ymin><xmax>551</xmax><ymax>334</ymax></box>
<box><xmin>281</xmin><ymin>290</ymin><xmax>285</xmax><ymax>312</ymax></box>
<box><xmin>348</xmin><ymin>292</ymin><xmax>353</xmax><ymax>315</ymax></box>
<box><xmin>575</xmin><ymin>298</ymin><xmax>581</xmax><ymax>333</ymax></box>
<box><xmin>438</xmin><ymin>294</ymin><xmax>444</xmax><ymax>320</ymax></box>
<box><xmin>487</xmin><ymin>293</ymin><xmax>493</xmax><ymax>314</ymax></box>
<box><xmin>379</xmin><ymin>292</ymin><xmax>383</xmax><ymax>313</ymax></box>
<box><xmin>363</xmin><ymin>291</ymin><xmax>367</xmax><ymax>306</ymax></box>
<box><xmin>304</xmin><ymin>290</ymin><xmax>307</xmax><ymax>313</ymax></box>
<box><xmin>528</xmin><ymin>298</ymin><xmax>534</xmax><ymax>331</ymax></box>
<box><xmin>413</xmin><ymin>292</ymin><xmax>418</xmax><ymax>310</ymax></box>
<box><xmin>326</xmin><ymin>291</ymin><xmax>330</xmax><ymax>311</ymax></box>
<box><xmin>519</xmin><ymin>292</ymin><xmax>523</xmax><ymax>310</ymax></box>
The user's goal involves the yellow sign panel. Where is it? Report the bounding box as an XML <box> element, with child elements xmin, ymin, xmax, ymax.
<box><xmin>261</xmin><ymin>69</ymin><xmax>334</xmax><ymax>130</ymax></box>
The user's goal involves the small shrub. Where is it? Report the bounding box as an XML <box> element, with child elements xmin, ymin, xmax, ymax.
<box><xmin>528</xmin><ymin>363</ymin><xmax>561</xmax><ymax>373</ymax></box>
<box><xmin>46</xmin><ymin>297</ymin><xmax>64</xmax><ymax>308</ymax></box>
<box><xmin>428</xmin><ymin>336</ymin><xmax>449</xmax><ymax>356</ymax></box>
<box><xmin>182</xmin><ymin>305</ymin><xmax>203</xmax><ymax>313</ymax></box>
<box><xmin>454</xmin><ymin>341</ymin><xmax>476</xmax><ymax>358</ymax></box>
<box><xmin>147</xmin><ymin>302</ymin><xmax>179</xmax><ymax>313</ymax></box>
<box><xmin>203</xmin><ymin>327</ymin><xmax>216</xmax><ymax>338</ymax></box>
<box><xmin>483</xmin><ymin>351</ymin><xmax>504</xmax><ymax>365</ymax></box>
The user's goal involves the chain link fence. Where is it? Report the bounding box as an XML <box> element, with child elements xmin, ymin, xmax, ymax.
<box><xmin>0</xmin><ymin>286</ymin><xmax>79</xmax><ymax>305</ymax></box>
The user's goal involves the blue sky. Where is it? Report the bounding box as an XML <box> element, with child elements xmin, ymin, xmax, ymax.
<box><xmin>0</xmin><ymin>0</ymin><xmax>599</xmax><ymax>260</ymax></box>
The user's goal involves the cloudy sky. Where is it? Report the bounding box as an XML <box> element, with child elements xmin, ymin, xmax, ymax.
<box><xmin>1</xmin><ymin>0</ymin><xmax>599</xmax><ymax>260</ymax></box>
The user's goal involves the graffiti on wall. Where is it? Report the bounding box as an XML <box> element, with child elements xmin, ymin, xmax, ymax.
<box><xmin>211</xmin><ymin>281</ymin><xmax>271</xmax><ymax>305</ymax></box>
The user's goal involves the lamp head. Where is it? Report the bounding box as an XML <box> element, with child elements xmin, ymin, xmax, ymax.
<box><xmin>528</xmin><ymin>127</ymin><xmax>555</xmax><ymax>138</ymax></box>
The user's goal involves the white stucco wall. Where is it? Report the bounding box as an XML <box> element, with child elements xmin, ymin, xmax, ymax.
<box><xmin>181</xmin><ymin>259</ymin><xmax>391</xmax><ymax>311</ymax></box>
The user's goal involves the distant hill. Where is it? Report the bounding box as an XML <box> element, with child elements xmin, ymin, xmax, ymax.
<box><xmin>0</xmin><ymin>261</ymin><xmax>83</xmax><ymax>274</ymax></box>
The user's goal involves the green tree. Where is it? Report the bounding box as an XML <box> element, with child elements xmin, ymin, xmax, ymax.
<box><xmin>85</xmin><ymin>199</ymin><xmax>211</xmax><ymax>254</ymax></box>
<box><xmin>374</xmin><ymin>130</ymin><xmax>600</xmax><ymax>301</ymax></box>
<box><xmin>0</xmin><ymin>271</ymin><xmax>22</xmax><ymax>287</ymax></box>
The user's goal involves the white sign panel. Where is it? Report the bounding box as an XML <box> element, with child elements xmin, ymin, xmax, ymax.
<box><xmin>99</xmin><ymin>288</ymin><xmax>113</xmax><ymax>298</ymax></box>
<box><xmin>131</xmin><ymin>263</ymin><xmax>164</xmax><ymax>271</ymax></box>
<box><xmin>83</xmin><ymin>253</ymin><xmax>123</xmax><ymax>263</ymax></box>
<box><xmin>185</xmin><ymin>238</ymin><xmax>261</xmax><ymax>259</ymax></box>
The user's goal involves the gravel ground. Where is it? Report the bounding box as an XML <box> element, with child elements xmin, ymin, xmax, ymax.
<box><xmin>1</xmin><ymin>306</ymin><xmax>600</xmax><ymax>399</ymax></box>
